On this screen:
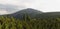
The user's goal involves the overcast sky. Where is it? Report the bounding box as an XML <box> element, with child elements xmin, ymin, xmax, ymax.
<box><xmin>0</xmin><ymin>0</ymin><xmax>60</xmax><ymax>14</ymax></box>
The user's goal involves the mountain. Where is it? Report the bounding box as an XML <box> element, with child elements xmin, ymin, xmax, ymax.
<box><xmin>10</xmin><ymin>8</ymin><xmax>43</xmax><ymax>19</ymax></box>
<box><xmin>1</xmin><ymin>8</ymin><xmax>60</xmax><ymax>19</ymax></box>
<box><xmin>38</xmin><ymin>12</ymin><xmax>60</xmax><ymax>19</ymax></box>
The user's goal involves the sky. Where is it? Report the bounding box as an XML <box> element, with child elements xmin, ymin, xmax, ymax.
<box><xmin>0</xmin><ymin>0</ymin><xmax>60</xmax><ymax>14</ymax></box>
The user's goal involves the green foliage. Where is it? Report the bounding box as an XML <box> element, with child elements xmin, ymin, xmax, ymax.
<box><xmin>0</xmin><ymin>15</ymin><xmax>60</xmax><ymax>29</ymax></box>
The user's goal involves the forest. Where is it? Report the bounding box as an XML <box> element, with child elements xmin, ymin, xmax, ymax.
<box><xmin>0</xmin><ymin>15</ymin><xmax>60</xmax><ymax>29</ymax></box>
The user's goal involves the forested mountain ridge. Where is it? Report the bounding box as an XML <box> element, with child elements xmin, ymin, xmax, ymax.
<box><xmin>1</xmin><ymin>8</ymin><xmax>60</xmax><ymax>19</ymax></box>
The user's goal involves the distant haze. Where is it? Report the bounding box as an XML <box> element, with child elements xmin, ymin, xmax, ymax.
<box><xmin>0</xmin><ymin>10</ymin><xmax>8</xmax><ymax>14</ymax></box>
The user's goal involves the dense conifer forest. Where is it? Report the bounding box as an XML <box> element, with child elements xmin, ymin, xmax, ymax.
<box><xmin>0</xmin><ymin>15</ymin><xmax>60</xmax><ymax>29</ymax></box>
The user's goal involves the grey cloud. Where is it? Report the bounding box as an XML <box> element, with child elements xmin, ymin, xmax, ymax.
<box><xmin>0</xmin><ymin>4</ymin><xmax>26</xmax><ymax>14</ymax></box>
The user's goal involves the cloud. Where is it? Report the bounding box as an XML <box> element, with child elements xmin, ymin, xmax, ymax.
<box><xmin>38</xmin><ymin>0</ymin><xmax>60</xmax><ymax>12</ymax></box>
<box><xmin>0</xmin><ymin>4</ymin><xmax>26</xmax><ymax>14</ymax></box>
<box><xmin>0</xmin><ymin>0</ymin><xmax>37</xmax><ymax>8</ymax></box>
<box><xmin>0</xmin><ymin>0</ymin><xmax>60</xmax><ymax>12</ymax></box>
